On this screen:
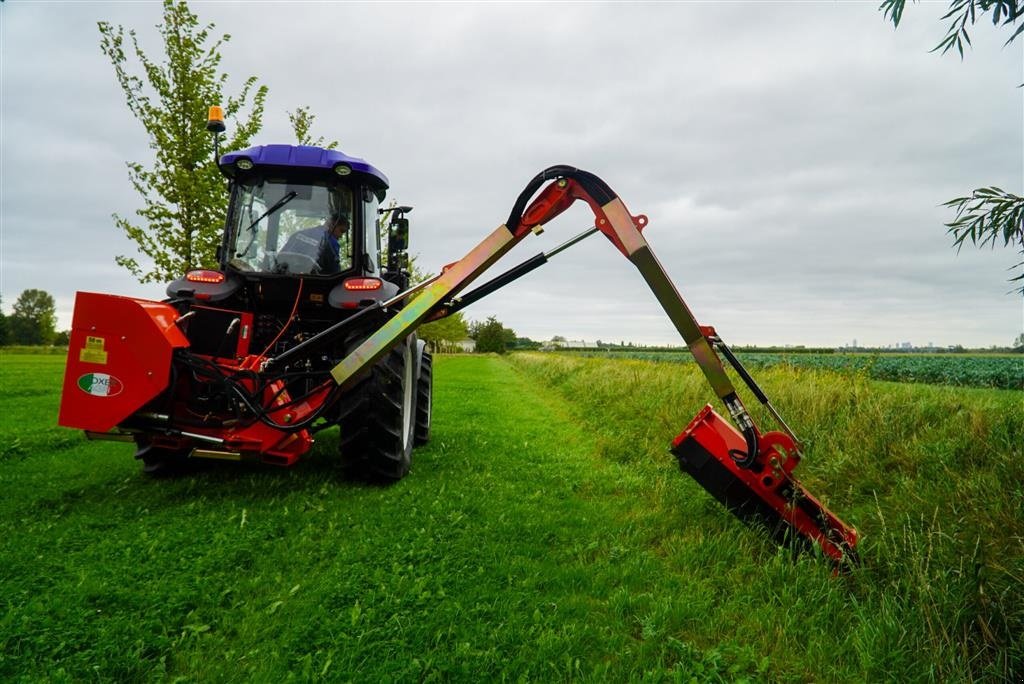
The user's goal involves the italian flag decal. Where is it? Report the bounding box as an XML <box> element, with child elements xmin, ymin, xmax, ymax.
<box><xmin>77</xmin><ymin>373</ymin><xmax>124</xmax><ymax>398</ymax></box>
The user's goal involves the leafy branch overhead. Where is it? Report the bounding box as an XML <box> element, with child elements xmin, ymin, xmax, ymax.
<box><xmin>944</xmin><ymin>188</ymin><xmax>1024</xmax><ymax>288</ymax></box>
<box><xmin>879</xmin><ymin>0</ymin><xmax>1024</xmax><ymax>293</ymax></box>
<box><xmin>881</xmin><ymin>0</ymin><xmax>1024</xmax><ymax>56</ymax></box>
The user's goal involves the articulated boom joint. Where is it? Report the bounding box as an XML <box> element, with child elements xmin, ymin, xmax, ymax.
<box><xmin>516</xmin><ymin>175</ymin><xmax>648</xmax><ymax>259</ymax></box>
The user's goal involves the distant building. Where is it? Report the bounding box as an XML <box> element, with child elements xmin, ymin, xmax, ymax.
<box><xmin>541</xmin><ymin>338</ymin><xmax>598</xmax><ymax>350</ymax></box>
<box><xmin>431</xmin><ymin>338</ymin><xmax>476</xmax><ymax>353</ymax></box>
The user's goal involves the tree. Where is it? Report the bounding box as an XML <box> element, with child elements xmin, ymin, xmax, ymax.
<box><xmin>512</xmin><ymin>337</ymin><xmax>541</xmax><ymax>350</ymax></box>
<box><xmin>501</xmin><ymin>325</ymin><xmax>517</xmax><ymax>350</ymax></box>
<box><xmin>418</xmin><ymin>313</ymin><xmax>470</xmax><ymax>350</ymax></box>
<box><xmin>474</xmin><ymin>316</ymin><xmax>516</xmax><ymax>354</ymax></box>
<box><xmin>9</xmin><ymin>289</ymin><xmax>57</xmax><ymax>346</ymax></box>
<box><xmin>288</xmin><ymin>106</ymin><xmax>339</xmax><ymax>149</ymax></box>
<box><xmin>99</xmin><ymin>0</ymin><xmax>268</xmax><ymax>283</ymax></box>
<box><xmin>881</xmin><ymin>0</ymin><xmax>1024</xmax><ymax>292</ymax></box>
<box><xmin>0</xmin><ymin>295</ymin><xmax>8</xmax><ymax>346</ymax></box>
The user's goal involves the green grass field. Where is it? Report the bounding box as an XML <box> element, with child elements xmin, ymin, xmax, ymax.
<box><xmin>568</xmin><ymin>350</ymin><xmax>1023</xmax><ymax>390</ymax></box>
<box><xmin>1</xmin><ymin>351</ymin><xmax>1021</xmax><ymax>681</ymax></box>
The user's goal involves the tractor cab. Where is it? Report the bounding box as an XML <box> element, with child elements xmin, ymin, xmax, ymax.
<box><xmin>216</xmin><ymin>145</ymin><xmax>393</xmax><ymax>280</ymax></box>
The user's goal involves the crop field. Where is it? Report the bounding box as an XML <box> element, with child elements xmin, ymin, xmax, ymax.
<box><xmin>569</xmin><ymin>350</ymin><xmax>1023</xmax><ymax>390</ymax></box>
<box><xmin>1</xmin><ymin>351</ymin><xmax>1021</xmax><ymax>681</ymax></box>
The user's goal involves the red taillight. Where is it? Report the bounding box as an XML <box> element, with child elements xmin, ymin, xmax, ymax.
<box><xmin>186</xmin><ymin>270</ymin><xmax>226</xmax><ymax>284</ymax></box>
<box><xmin>343</xmin><ymin>277</ymin><xmax>382</xmax><ymax>291</ymax></box>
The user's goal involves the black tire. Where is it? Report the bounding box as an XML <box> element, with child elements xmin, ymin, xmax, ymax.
<box><xmin>135</xmin><ymin>442</ymin><xmax>191</xmax><ymax>477</ymax></box>
<box><xmin>337</xmin><ymin>337</ymin><xmax>416</xmax><ymax>482</ymax></box>
<box><xmin>414</xmin><ymin>350</ymin><xmax>432</xmax><ymax>446</ymax></box>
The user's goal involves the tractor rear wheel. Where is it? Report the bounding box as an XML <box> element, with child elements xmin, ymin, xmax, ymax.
<box><xmin>337</xmin><ymin>338</ymin><xmax>416</xmax><ymax>482</ymax></box>
<box><xmin>414</xmin><ymin>351</ymin><xmax>432</xmax><ymax>446</ymax></box>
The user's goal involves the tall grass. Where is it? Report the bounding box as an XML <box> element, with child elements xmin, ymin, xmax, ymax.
<box><xmin>509</xmin><ymin>352</ymin><xmax>1023</xmax><ymax>681</ymax></box>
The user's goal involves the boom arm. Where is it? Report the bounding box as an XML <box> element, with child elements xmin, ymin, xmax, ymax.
<box><xmin>318</xmin><ymin>165</ymin><xmax>857</xmax><ymax>566</ymax></box>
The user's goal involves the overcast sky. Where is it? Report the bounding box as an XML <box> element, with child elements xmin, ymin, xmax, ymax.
<box><xmin>2</xmin><ymin>1</ymin><xmax>1022</xmax><ymax>347</ymax></box>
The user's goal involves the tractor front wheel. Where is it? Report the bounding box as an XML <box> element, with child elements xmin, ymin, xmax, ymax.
<box><xmin>337</xmin><ymin>337</ymin><xmax>416</xmax><ymax>482</ymax></box>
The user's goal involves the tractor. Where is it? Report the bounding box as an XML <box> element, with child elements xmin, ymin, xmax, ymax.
<box><xmin>58</xmin><ymin>109</ymin><xmax>858</xmax><ymax>567</ymax></box>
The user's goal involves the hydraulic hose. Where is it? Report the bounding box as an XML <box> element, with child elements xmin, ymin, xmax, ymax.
<box><xmin>506</xmin><ymin>166</ymin><xmax>616</xmax><ymax>233</ymax></box>
<box><xmin>724</xmin><ymin>393</ymin><xmax>759</xmax><ymax>468</ymax></box>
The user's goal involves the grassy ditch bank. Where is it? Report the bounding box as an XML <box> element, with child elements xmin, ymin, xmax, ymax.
<box><xmin>509</xmin><ymin>352</ymin><xmax>1023</xmax><ymax>682</ymax></box>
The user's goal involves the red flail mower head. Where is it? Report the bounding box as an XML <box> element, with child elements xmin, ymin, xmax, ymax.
<box><xmin>672</xmin><ymin>405</ymin><xmax>859</xmax><ymax>569</ymax></box>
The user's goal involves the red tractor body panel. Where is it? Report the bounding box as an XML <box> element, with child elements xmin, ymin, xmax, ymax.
<box><xmin>58</xmin><ymin>292</ymin><xmax>188</xmax><ymax>433</ymax></box>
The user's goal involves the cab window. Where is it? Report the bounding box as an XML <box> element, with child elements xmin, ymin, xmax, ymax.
<box><xmin>229</xmin><ymin>180</ymin><xmax>353</xmax><ymax>275</ymax></box>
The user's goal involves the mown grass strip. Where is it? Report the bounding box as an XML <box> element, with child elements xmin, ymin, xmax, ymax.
<box><xmin>0</xmin><ymin>353</ymin><xmax>770</xmax><ymax>681</ymax></box>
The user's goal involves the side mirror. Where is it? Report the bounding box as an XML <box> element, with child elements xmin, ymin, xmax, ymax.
<box><xmin>389</xmin><ymin>217</ymin><xmax>409</xmax><ymax>251</ymax></box>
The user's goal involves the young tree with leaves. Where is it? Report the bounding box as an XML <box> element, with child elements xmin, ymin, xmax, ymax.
<box><xmin>288</xmin><ymin>106</ymin><xmax>339</xmax><ymax>149</ymax></box>
<box><xmin>881</xmin><ymin>0</ymin><xmax>1023</xmax><ymax>292</ymax></box>
<box><xmin>99</xmin><ymin>0</ymin><xmax>268</xmax><ymax>283</ymax></box>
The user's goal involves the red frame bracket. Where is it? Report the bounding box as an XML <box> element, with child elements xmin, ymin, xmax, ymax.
<box><xmin>517</xmin><ymin>178</ymin><xmax>648</xmax><ymax>258</ymax></box>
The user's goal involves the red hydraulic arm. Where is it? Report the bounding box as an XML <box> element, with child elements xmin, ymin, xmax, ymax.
<box><xmin>323</xmin><ymin>165</ymin><xmax>858</xmax><ymax>567</ymax></box>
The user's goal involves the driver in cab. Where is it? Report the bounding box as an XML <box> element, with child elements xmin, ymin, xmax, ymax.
<box><xmin>279</xmin><ymin>211</ymin><xmax>349</xmax><ymax>274</ymax></box>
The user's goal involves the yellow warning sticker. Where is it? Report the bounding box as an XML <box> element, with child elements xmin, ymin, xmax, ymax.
<box><xmin>79</xmin><ymin>336</ymin><xmax>108</xmax><ymax>365</ymax></box>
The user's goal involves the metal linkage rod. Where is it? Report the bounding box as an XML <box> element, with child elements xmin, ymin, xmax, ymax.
<box><xmin>711</xmin><ymin>336</ymin><xmax>802</xmax><ymax>448</ymax></box>
<box><xmin>445</xmin><ymin>226</ymin><xmax>599</xmax><ymax>315</ymax></box>
<box><xmin>544</xmin><ymin>225</ymin><xmax>600</xmax><ymax>259</ymax></box>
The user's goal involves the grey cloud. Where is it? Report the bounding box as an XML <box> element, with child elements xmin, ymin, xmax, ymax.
<box><xmin>1</xmin><ymin>1</ymin><xmax>1020</xmax><ymax>347</ymax></box>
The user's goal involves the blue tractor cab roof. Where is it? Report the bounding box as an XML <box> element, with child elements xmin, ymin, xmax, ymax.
<box><xmin>219</xmin><ymin>145</ymin><xmax>389</xmax><ymax>194</ymax></box>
